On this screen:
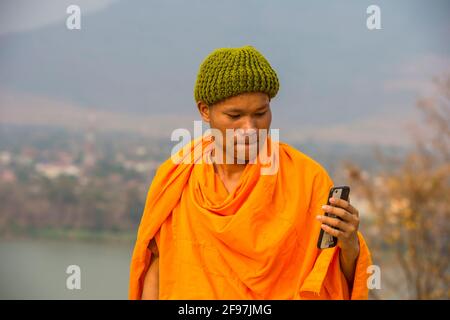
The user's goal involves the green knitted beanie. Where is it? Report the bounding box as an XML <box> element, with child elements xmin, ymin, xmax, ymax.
<box><xmin>194</xmin><ymin>45</ymin><xmax>280</xmax><ymax>106</ymax></box>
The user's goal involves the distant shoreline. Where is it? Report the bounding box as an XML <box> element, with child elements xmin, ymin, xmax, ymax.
<box><xmin>0</xmin><ymin>228</ymin><xmax>136</xmax><ymax>244</ymax></box>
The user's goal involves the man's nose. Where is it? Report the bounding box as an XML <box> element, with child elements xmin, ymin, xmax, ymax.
<box><xmin>240</xmin><ymin>117</ymin><xmax>257</xmax><ymax>132</ymax></box>
<box><xmin>235</xmin><ymin>121</ymin><xmax>258</xmax><ymax>143</ymax></box>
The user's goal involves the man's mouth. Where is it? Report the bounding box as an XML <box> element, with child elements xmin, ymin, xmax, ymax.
<box><xmin>234</xmin><ymin>134</ymin><xmax>258</xmax><ymax>145</ymax></box>
<box><xmin>235</xmin><ymin>139</ymin><xmax>258</xmax><ymax>146</ymax></box>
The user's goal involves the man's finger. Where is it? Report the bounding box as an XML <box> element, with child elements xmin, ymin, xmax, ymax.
<box><xmin>321</xmin><ymin>205</ymin><xmax>354</xmax><ymax>222</ymax></box>
<box><xmin>320</xmin><ymin>224</ymin><xmax>343</xmax><ymax>238</ymax></box>
<box><xmin>317</xmin><ymin>215</ymin><xmax>353</xmax><ymax>232</ymax></box>
<box><xmin>329</xmin><ymin>197</ymin><xmax>359</xmax><ymax>217</ymax></box>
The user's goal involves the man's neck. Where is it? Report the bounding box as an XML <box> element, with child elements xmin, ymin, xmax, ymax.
<box><xmin>210</xmin><ymin>147</ymin><xmax>248</xmax><ymax>180</ymax></box>
<box><xmin>212</xmin><ymin>162</ymin><xmax>247</xmax><ymax>180</ymax></box>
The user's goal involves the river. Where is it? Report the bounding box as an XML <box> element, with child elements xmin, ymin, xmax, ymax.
<box><xmin>0</xmin><ymin>239</ymin><xmax>134</xmax><ymax>299</ymax></box>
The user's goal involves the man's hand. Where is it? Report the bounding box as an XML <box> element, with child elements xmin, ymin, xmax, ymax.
<box><xmin>142</xmin><ymin>238</ymin><xmax>159</xmax><ymax>300</ymax></box>
<box><xmin>316</xmin><ymin>197</ymin><xmax>361</xmax><ymax>287</ymax></box>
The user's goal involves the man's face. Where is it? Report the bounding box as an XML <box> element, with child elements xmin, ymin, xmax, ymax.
<box><xmin>197</xmin><ymin>92</ymin><xmax>272</xmax><ymax>163</ymax></box>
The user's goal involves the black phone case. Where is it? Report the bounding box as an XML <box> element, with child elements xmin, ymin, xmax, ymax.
<box><xmin>316</xmin><ymin>186</ymin><xmax>350</xmax><ymax>249</ymax></box>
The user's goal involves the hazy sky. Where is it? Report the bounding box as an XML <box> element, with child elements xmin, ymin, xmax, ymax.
<box><xmin>0</xmin><ymin>0</ymin><xmax>118</xmax><ymax>35</ymax></box>
<box><xmin>0</xmin><ymin>0</ymin><xmax>449</xmax><ymax>146</ymax></box>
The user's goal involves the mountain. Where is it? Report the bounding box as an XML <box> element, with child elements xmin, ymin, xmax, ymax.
<box><xmin>0</xmin><ymin>0</ymin><xmax>449</xmax><ymax>146</ymax></box>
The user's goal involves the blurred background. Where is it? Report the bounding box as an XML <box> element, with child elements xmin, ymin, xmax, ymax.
<box><xmin>0</xmin><ymin>0</ymin><xmax>448</xmax><ymax>299</ymax></box>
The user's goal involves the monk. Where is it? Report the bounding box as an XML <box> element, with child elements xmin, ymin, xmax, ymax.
<box><xmin>129</xmin><ymin>45</ymin><xmax>372</xmax><ymax>300</ymax></box>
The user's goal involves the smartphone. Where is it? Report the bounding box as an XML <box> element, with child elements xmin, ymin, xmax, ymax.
<box><xmin>317</xmin><ymin>186</ymin><xmax>350</xmax><ymax>249</ymax></box>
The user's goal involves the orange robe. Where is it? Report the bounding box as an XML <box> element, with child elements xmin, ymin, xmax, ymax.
<box><xmin>129</xmin><ymin>135</ymin><xmax>372</xmax><ymax>299</ymax></box>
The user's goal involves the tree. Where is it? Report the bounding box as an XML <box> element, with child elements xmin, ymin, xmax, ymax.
<box><xmin>345</xmin><ymin>75</ymin><xmax>450</xmax><ymax>299</ymax></box>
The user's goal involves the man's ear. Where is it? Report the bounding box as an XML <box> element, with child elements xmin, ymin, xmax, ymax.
<box><xmin>197</xmin><ymin>101</ymin><xmax>211</xmax><ymax>123</ymax></box>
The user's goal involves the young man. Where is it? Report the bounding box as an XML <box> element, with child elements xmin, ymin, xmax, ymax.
<box><xmin>129</xmin><ymin>45</ymin><xmax>372</xmax><ymax>300</ymax></box>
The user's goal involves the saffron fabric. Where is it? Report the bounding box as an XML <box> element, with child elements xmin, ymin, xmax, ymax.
<box><xmin>129</xmin><ymin>136</ymin><xmax>372</xmax><ymax>299</ymax></box>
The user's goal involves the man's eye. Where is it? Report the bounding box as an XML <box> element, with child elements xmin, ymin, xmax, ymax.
<box><xmin>226</xmin><ymin>114</ymin><xmax>241</xmax><ymax>119</ymax></box>
<box><xmin>255</xmin><ymin>111</ymin><xmax>267</xmax><ymax>116</ymax></box>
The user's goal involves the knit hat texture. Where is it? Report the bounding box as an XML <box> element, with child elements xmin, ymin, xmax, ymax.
<box><xmin>194</xmin><ymin>45</ymin><xmax>279</xmax><ymax>106</ymax></box>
